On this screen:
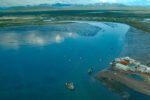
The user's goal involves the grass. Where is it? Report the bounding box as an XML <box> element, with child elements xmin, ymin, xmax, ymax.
<box><xmin>0</xmin><ymin>10</ymin><xmax>149</xmax><ymax>32</ymax></box>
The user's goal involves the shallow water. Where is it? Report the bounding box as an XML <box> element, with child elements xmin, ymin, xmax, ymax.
<box><xmin>0</xmin><ymin>21</ymin><xmax>140</xmax><ymax>100</ymax></box>
<box><xmin>127</xmin><ymin>74</ymin><xmax>144</xmax><ymax>81</ymax></box>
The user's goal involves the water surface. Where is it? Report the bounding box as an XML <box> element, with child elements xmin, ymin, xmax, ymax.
<box><xmin>0</xmin><ymin>21</ymin><xmax>130</xmax><ymax>100</ymax></box>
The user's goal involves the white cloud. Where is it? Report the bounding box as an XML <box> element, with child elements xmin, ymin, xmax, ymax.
<box><xmin>0</xmin><ymin>31</ymin><xmax>78</xmax><ymax>49</ymax></box>
<box><xmin>100</xmin><ymin>0</ymin><xmax>117</xmax><ymax>3</ymax></box>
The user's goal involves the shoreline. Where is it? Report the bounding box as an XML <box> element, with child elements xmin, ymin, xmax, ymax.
<box><xmin>0</xmin><ymin>10</ymin><xmax>149</xmax><ymax>32</ymax></box>
<box><xmin>96</xmin><ymin>69</ymin><xmax>150</xmax><ymax>96</ymax></box>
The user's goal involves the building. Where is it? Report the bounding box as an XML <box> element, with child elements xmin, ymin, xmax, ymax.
<box><xmin>111</xmin><ymin>57</ymin><xmax>150</xmax><ymax>74</ymax></box>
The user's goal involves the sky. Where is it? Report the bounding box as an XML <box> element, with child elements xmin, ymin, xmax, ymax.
<box><xmin>0</xmin><ymin>0</ymin><xmax>150</xmax><ymax>7</ymax></box>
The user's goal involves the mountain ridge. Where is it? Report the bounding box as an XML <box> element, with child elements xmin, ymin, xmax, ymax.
<box><xmin>0</xmin><ymin>3</ymin><xmax>149</xmax><ymax>11</ymax></box>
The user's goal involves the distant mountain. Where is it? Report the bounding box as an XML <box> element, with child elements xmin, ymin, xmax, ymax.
<box><xmin>0</xmin><ymin>3</ymin><xmax>75</xmax><ymax>9</ymax></box>
<box><xmin>51</xmin><ymin>3</ymin><xmax>73</xmax><ymax>7</ymax></box>
<box><xmin>0</xmin><ymin>3</ymin><xmax>149</xmax><ymax>12</ymax></box>
<box><xmin>88</xmin><ymin>3</ymin><xmax>127</xmax><ymax>6</ymax></box>
<box><xmin>0</xmin><ymin>3</ymin><xmax>127</xmax><ymax>9</ymax></box>
<box><xmin>80</xmin><ymin>3</ymin><xmax>128</xmax><ymax>8</ymax></box>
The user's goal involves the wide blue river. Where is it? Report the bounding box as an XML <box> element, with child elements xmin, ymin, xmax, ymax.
<box><xmin>0</xmin><ymin>21</ymin><xmax>147</xmax><ymax>100</ymax></box>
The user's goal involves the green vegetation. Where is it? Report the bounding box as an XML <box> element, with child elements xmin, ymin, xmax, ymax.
<box><xmin>0</xmin><ymin>10</ymin><xmax>149</xmax><ymax>32</ymax></box>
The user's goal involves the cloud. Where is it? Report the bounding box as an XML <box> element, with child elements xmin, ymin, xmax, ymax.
<box><xmin>0</xmin><ymin>31</ymin><xmax>77</xmax><ymax>49</ymax></box>
<box><xmin>100</xmin><ymin>0</ymin><xmax>117</xmax><ymax>3</ymax></box>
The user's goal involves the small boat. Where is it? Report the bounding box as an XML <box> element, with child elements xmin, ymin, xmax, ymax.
<box><xmin>65</xmin><ymin>82</ymin><xmax>75</xmax><ymax>91</ymax></box>
<box><xmin>88</xmin><ymin>68</ymin><xmax>94</xmax><ymax>75</ymax></box>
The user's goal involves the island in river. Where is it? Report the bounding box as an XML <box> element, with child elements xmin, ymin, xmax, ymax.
<box><xmin>96</xmin><ymin>57</ymin><xmax>150</xmax><ymax>97</ymax></box>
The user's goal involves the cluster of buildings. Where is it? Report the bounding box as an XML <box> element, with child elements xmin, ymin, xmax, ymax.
<box><xmin>111</xmin><ymin>57</ymin><xmax>150</xmax><ymax>74</ymax></box>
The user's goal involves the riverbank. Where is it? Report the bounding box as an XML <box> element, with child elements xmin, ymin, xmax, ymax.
<box><xmin>96</xmin><ymin>69</ymin><xmax>150</xmax><ymax>96</ymax></box>
<box><xmin>96</xmin><ymin>57</ymin><xmax>150</xmax><ymax>96</ymax></box>
<box><xmin>0</xmin><ymin>10</ymin><xmax>149</xmax><ymax>32</ymax></box>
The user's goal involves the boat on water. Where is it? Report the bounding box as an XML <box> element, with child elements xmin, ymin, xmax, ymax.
<box><xmin>65</xmin><ymin>82</ymin><xmax>75</xmax><ymax>91</ymax></box>
<box><xmin>88</xmin><ymin>68</ymin><xmax>94</xmax><ymax>75</ymax></box>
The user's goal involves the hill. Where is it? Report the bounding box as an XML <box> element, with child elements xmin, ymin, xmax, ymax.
<box><xmin>0</xmin><ymin>3</ymin><xmax>149</xmax><ymax>12</ymax></box>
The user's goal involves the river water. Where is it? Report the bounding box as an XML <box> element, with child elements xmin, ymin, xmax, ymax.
<box><xmin>0</xmin><ymin>21</ymin><xmax>132</xmax><ymax>100</ymax></box>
